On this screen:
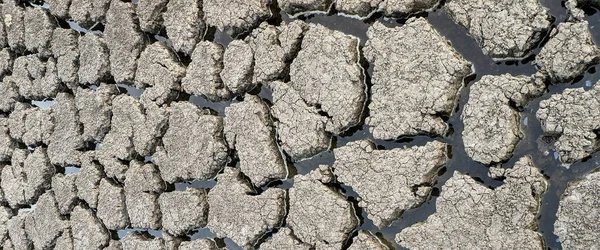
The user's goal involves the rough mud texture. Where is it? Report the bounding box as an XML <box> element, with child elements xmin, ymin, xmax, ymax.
<box><xmin>47</xmin><ymin>93</ymin><xmax>85</xmax><ymax>166</ymax></box>
<box><xmin>0</xmin><ymin>206</ymin><xmax>11</xmax><ymax>244</ymax></box>
<box><xmin>51</xmin><ymin>28</ymin><xmax>79</xmax><ymax>88</ymax></box>
<box><xmin>178</xmin><ymin>239</ymin><xmax>219</xmax><ymax>250</ymax></box>
<box><xmin>290</xmin><ymin>23</ymin><xmax>365</xmax><ymax>134</ymax></box>
<box><xmin>207</xmin><ymin>168</ymin><xmax>286</xmax><ymax>249</ymax></box>
<box><xmin>7</xmin><ymin>213</ymin><xmax>31</xmax><ymax>250</ymax></box>
<box><xmin>333</xmin><ymin>140</ymin><xmax>448</xmax><ymax>228</ymax></box>
<box><xmin>54</xmin><ymin>227</ymin><xmax>73</xmax><ymax>250</ymax></box>
<box><xmin>348</xmin><ymin>230</ymin><xmax>389</xmax><ymax>250</ymax></box>
<box><xmin>71</xmin><ymin>205</ymin><xmax>110</xmax><ymax>250</ymax></box>
<box><xmin>158</xmin><ymin>188</ymin><xmax>208</xmax><ymax>236</ymax></box>
<box><xmin>11</xmin><ymin>55</ymin><xmax>61</xmax><ymax>100</ymax></box>
<box><xmin>24</xmin><ymin>191</ymin><xmax>65</xmax><ymax>250</ymax></box>
<box><xmin>135</xmin><ymin>42</ymin><xmax>185</xmax><ymax>106</ymax></box>
<box><xmin>224</xmin><ymin>94</ymin><xmax>287</xmax><ymax>186</ymax></box>
<box><xmin>124</xmin><ymin>161</ymin><xmax>164</xmax><ymax>229</ymax></box>
<box><xmin>105</xmin><ymin>0</ymin><xmax>144</xmax><ymax>83</ymax></box>
<box><xmin>246</xmin><ymin>21</ymin><xmax>307</xmax><ymax>84</ymax></box>
<box><xmin>536</xmin><ymin>21</ymin><xmax>600</xmax><ymax>83</ymax></box>
<box><xmin>78</xmin><ymin>33</ymin><xmax>111</xmax><ymax>85</ymax></box>
<box><xmin>3</xmin><ymin>0</ymin><xmax>25</xmax><ymax>53</ymax></box>
<box><xmin>1</xmin><ymin>148</ymin><xmax>55</xmax><ymax>208</ymax></box>
<box><xmin>261</xmin><ymin>228</ymin><xmax>311</xmax><ymax>250</ymax></box>
<box><xmin>8</xmin><ymin>104</ymin><xmax>53</xmax><ymax>146</ymax></box>
<box><xmin>0</xmin><ymin>77</ymin><xmax>21</xmax><ymax>113</ymax></box>
<box><xmin>221</xmin><ymin>40</ymin><xmax>255</xmax><ymax>95</ymax></box>
<box><xmin>396</xmin><ymin>156</ymin><xmax>548</xmax><ymax>249</ymax></box>
<box><xmin>337</xmin><ymin>0</ymin><xmax>438</xmax><ymax>17</ymax></box>
<box><xmin>97</xmin><ymin>179</ymin><xmax>130</xmax><ymax>230</ymax></box>
<box><xmin>121</xmin><ymin>232</ymin><xmax>165</xmax><ymax>250</ymax></box>
<box><xmin>0</xmin><ymin>48</ymin><xmax>13</xmax><ymax>79</ymax></box>
<box><xmin>45</xmin><ymin>0</ymin><xmax>70</xmax><ymax>19</ymax></box>
<box><xmin>51</xmin><ymin>174</ymin><xmax>78</xmax><ymax>215</ymax></box>
<box><xmin>288</xmin><ymin>165</ymin><xmax>358</xmax><ymax>249</ymax></box>
<box><xmin>0</xmin><ymin>118</ymin><xmax>15</xmax><ymax>162</ymax></box>
<box><xmin>181</xmin><ymin>41</ymin><xmax>231</xmax><ymax>101</ymax></box>
<box><xmin>536</xmin><ymin>83</ymin><xmax>600</xmax><ymax>163</ymax></box>
<box><xmin>75</xmin><ymin>84</ymin><xmax>119</xmax><ymax>143</ymax></box>
<box><xmin>270</xmin><ymin>81</ymin><xmax>331</xmax><ymax>160</ymax></box>
<box><xmin>446</xmin><ymin>0</ymin><xmax>551</xmax><ymax>58</ymax></box>
<box><xmin>24</xmin><ymin>7</ymin><xmax>55</xmax><ymax>58</ymax></box>
<box><xmin>137</xmin><ymin>0</ymin><xmax>168</xmax><ymax>33</ymax></box>
<box><xmin>75</xmin><ymin>152</ymin><xmax>104</xmax><ymax>209</ymax></box>
<box><xmin>203</xmin><ymin>0</ymin><xmax>271</xmax><ymax>35</ymax></box>
<box><xmin>554</xmin><ymin>171</ymin><xmax>600</xmax><ymax>250</ymax></box>
<box><xmin>163</xmin><ymin>0</ymin><xmax>204</xmax><ymax>55</ymax></box>
<box><xmin>279</xmin><ymin>0</ymin><xmax>333</xmax><ymax>15</ymax></box>
<box><xmin>462</xmin><ymin>73</ymin><xmax>546</xmax><ymax>164</ymax></box>
<box><xmin>154</xmin><ymin>102</ymin><xmax>228</xmax><ymax>183</ymax></box>
<box><xmin>69</xmin><ymin>0</ymin><xmax>111</xmax><ymax>26</ymax></box>
<box><xmin>364</xmin><ymin>18</ymin><xmax>471</xmax><ymax>140</ymax></box>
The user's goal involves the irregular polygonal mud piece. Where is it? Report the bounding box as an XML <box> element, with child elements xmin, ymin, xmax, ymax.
<box><xmin>0</xmin><ymin>118</ymin><xmax>15</xmax><ymax>161</ymax></box>
<box><xmin>537</xmin><ymin>83</ymin><xmax>600</xmax><ymax>163</ymax></box>
<box><xmin>121</xmin><ymin>232</ymin><xmax>164</xmax><ymax>250</ymax></box>
<box><xmin>106</xmin><ymin>240</ymin><xmax>122</xmax><ymax>250</ymax></box>
<box><xmin>181</xmin><ymin>41</ymin><xmax>231</xmax><ymax>101</ymax></box>
<box><xmin>290</xmin><ymin>24</ymin><xmax>365</xmax><ymax>134</ymax></box>
<box><xmin>536</xmin><ymin>21</ymin><xmax>600</xmax><ymax>83</ymax></box>
<box><xmin>0</xmin><ymin>206</ymin><xmax>12</xmax><ymax>244</ymax></box>
<box><xmin>364</xmin><ymin>18</ymin><xmax>471</xmax><ymax>140</ymax></box>
<box><xmin>221</xmin><ymin>40</ymin><xmax>255</xmax><ymax>95</ymax></box>
<box><xmin>71</xmin><ymin>205</ymin><xmax>110</xmax><ymax>250</ymax></box>
<box><xmin>334</xmin><ymin>140</ymin><xmax>447</xmax><ymax>228</ymax></box>
<box><xmin>178</xmin><ymin>239</ymin><xmax>219</xmax><ymax>250</ymax></box>
<box><xmin>51</xmin><ymin>28</ymin><xmax>79</xmax><ymax>88</ymax></box>
<box><xmin>24</xmin><ymin>191</ymin><xmax>66</xmax><ymax>250</ymax></box>
<box><xmin>261</xmin><ymin>228</ymin><xmax>311</xmax><ymax>250</ymax></box>
<box><xmin>69</xmin><ymin>0</ymin><xmax>111</xmax><ymax>27</ymax></box>
<box><xmin>246</xmin><ymin>21</ymin><xmax>306</xmax><ymax>84</ymax></box>
<box><xmin>137</xmin><ymin>0</ymin><xmax>168</xmax><ymax>33</ymax></box>
<box><xmin>0</xmin><ymin>77</ymin><xmax>20</xmax><ymax>113</ymax></box>
<box><xmin>335</xmin><ymin>0</ymin><xmax>381</xmax><ymax>17</ymax></box>
<box><xmin>337</xmin><ymin>0</ymin><xmax>438</xmax><ymax>18</ymax></box>
<box><xmin>279</xmin><ymin>0</ymin><xmax>333</xmax><ymax>15</ymax></box>
<box><xmin>554</xmin><ymin>171</ymin><xmax>600</xmax><ymax>249</ymax></box>
<box><xmin>135</xmin><ymin>42</ymin><xmax>185</xmax><ymax>105</ymax></box>
<box><xmin>396</xmin><ymin>156</ymin><xmax>548</xmax><ymax>249</ymax></box>
<box><xmin>462</xmin><ymin>73</ymin><xmax>546</xmax><ymax>164</ymax></box>
<box><xmin>0</xmin><ymin>6</ymin><xmax>5</xmax><ymax>49</ymax></box>
<box><xmin>154</xmin><ymin>102</ymin><xmax>227</xmax><ymax>182</ymax></box>
<box><xmin>0</xmin><ymin>48</ymin><xmax>13</xmax><ymax>78</ymax></box>
<box><xmin>207</xmin><ymin>168</ymin><xmax>286</xmax><ymax>249</ymax></box>
<box><xmin>124</xmin><ymin>161</ymin><xmax>164</xmax><ymax>229</ymax></box>
<box><xmin>203</xmin><ymin>0</ymin><xmax>271</xmax><ymax>35</ymax></box>
<box><xmin>8</xmin><ymin>104</ymin><xmax>53</xmax><ymax>146</ymax></box>
<box><xmin>158</xmin><ymin>188</ymin><xmax>208</xmax><ymax>236</ymax></box>
<box><xmin>446</xmin><ymin>0</ymin><xmax>551</xmax><ymax>58</ymax></box>
<box><xmin>98</xmin><ymin>95</ymin><xmax>168</xmax><ymax>181</ymax></box>
<box><xmin>270</xmin><ymin>81</ymin><xmax>330</xmax><ymax>161</ymax></box>
<box><xmin>124</xmin><ymin>160</ymin><xmax>165</xmax><ymax>193</ymax></box>
<box><xmin>78</xmin><ymin>33</ymin><xmax>110</xmax><ymax>85</ymax></box>
<box><xmin>348</xmin><ymin>230</ymin><xmax>388</xmax><ymax>250</ymax></box>
<box><xmin>288</xmin><ymin>165</ymin><xmax>358</xmax><ymax>249</ymax></box>
<box><xmin>51</xmin><ymin>174</ymin><xmax>78</xmax><ymax>215</ymax></box>
<box><xmin>7</xmin><ymin>213</ymin><xmax>31</xmax><ymax>250</ymax></box>
<box><xmin>75</xmin><ymin>152</ymin><xmax>104</xmax><ymax>208</ymax></box>
<box><xmin>2</xmin><ymin>0</ymin><xmax>25</xmax><ymax>53</ymax></box>
<box><xmin>24</xmin><ymin>7</ymin><xmax>55</xmax><ymax>58</ymax></box>
<box><xmin>46</xmin><ymin>0</ymin><xmax>71</xmax><ymax>19</ymax></box>
<box><xmin>48</xmin><ymin>93</ymin><xmax>84</xmax><ymax>166</ymax></box>
<box><xmin>97</xmin><ymin>179</ymin><xmax>129</xmax><ymax>230</ymax></box>
<box><xmin>163</xmin><ymin>0</ymin><xmax>204</xmax><ymax>55</ymax></box>
<box><xmin>75</xmin><ymin>84</ymin><xmax>119</xmax><ymax>143</ymax></box>
<box><xmin>224</xmin><ymin>94</ymin><xmax>286</xmax><ymax>186</ymax></box>
<box><xmin>54</xmin><ymin>228</ymin><xmax>73</xmax><ymax>250</ymax></box>
<box><xmin>105</xmin><ymin>0</ymin><xmax>144</xmax><ymax>83</ymax></box>
<box><xmin>12</xmin><ymin>55</ymin><xmax>61</xmax><ymax>100</ymax></box>
<box><xmin>1</xmin><ymin>148</ymin><xmax>55</xmax><ymax>208</ymax></box>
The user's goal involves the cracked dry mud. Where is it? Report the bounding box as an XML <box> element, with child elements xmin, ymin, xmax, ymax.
<box><xmin>0</xmin><ymin>0</ymin><xmax>599</xmax><ymax>249</ymax></box>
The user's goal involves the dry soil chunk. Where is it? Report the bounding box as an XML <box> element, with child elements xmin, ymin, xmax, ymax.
<box><xmin>337</xmin><ymin>0</ymin><xmax>437</xmax><ymax>18</ymax></box>
<box><xmin>54</xmin><ymin>228</ymin><xmax>73</xmax><ymax>250</ymax></box>
<box><xmin>7</xmin><ymin>104</ymin><xmax>53</xmax><ymax>146</ymax></box>
<box><xmin>178</xmin><ymin>239</ymin><xmax>219</xmax><ymax>250</ymax></box>
<box><xmin>69</xmin><ymin>0</ymin><xmax>111</xmax><ymax>27</ymax></box>
<box><xmin>333</xmin><ymin>140</ymin><xmax>448</xmax><ymax>228</ymax></box>
<box><xmin>163</xmin><ymin>0</ymin><xmax>204</xmax><ymax>55</ymax></box>
<box><xmin>207</xmin><ymin>168</ymin><xmax>286</xmax><ymax>249</ymax></box>
<box><xmin>0</xmin><ymin>48</ymin><xmax>13</xmax><ymax>78</ymax></box>
<box><xmin>364</xmin><ymin>18</ymin><xmax>471</xmax><ymax>140</ymax></box>
<box><xmin>290</xmin><ymin>23</ymin><xmax>365</xmax><ymax>134</ymax></box>
<box><xmin>224</xmin><ymin>94</ymin><xmax>286</xmax><ymax>186</ymax></box>
<box><xmin>124</xmin><ymin>161</ymin><xmax>164</xmax><ymax>229</ymax></box>
<box><xmin>137</xmin><ymin>0</ymin><xmax>168</xmax><ymax>33</ymax></box>
<box><xmin>536</xmin><ymin>83</ymin><xmax>600</xmax><ymax>163</ymax></box>
<box><xmin>135</xmin><ymin>42</ymin><xmax>186</xmax><ymax>106</ymax></box>
<box><xmin>554</xmin><ymin>171</ymin><xmax>600</xmax><ymax>249</ymax></box>
<box><xmin>181</xmin><ymin>41</ymin><xmax>231</xmax><ymax>101</ymax></box>
<box><xmin>75</xmin><ymin>152</ymin><xmax>104</xmax><ymax>208</ymax></box>
<box><xmin>348</xmin><ymin>230</ymin><xmax>388</xmax><ymax>250</ymax></box>
<box><xmin>75</xmin><ymin>84</ymin><xmax>119</xmax><ymax>143</ymax></box>
<box><xmin>105</xmin><ymin>0</ymin><xmax>144</xmax><ymax>83</ymax></box>
<box><xmin>2</xmin><ymin>0</ymin><xmax>25</xmax><ymax>53</ymax></box>
<box><xmin>78</xmin><ymin>33</ymin><xmax>111</xmax><ymax>85</ymax></box>
<box><xmin>1</xmin><ymin>148</ymin><xmax>55</xmax><ymax>208</ymax></box>
<box><xmin>121</xmin><ymin>232</ymin><xmax>164</xmax><ymax>250</ymax></box>
<box><xmin>245</xmin><ymin>21</ymin><xmax>307</xmax><ymax>84</ymax></box>
<box><xmin>536</xmin><ymin>21</ymin><xmax>600</xmax><ymax>83</ymax></box>
<box><xmin>12</xmin><ymin>55</ymin><xmax>61</xmax><ymax>100</ymax></box>
<box><xmin>46</xmin><ymin>0</ymin><xmax>71</xmax><ymax>19</ymax></box>
<box><xmin>0</xmin><ymin>118</ymin><xmax>15</xmax><ymax>161</ymax></box>
<box><xmin>154</xmin><ymin>102</ymin><xmax>228</xmax><ymax>182</ymax></box>
<box><xmin>51</xmin><ymin>173</ymin><xmax>78</xmax><ymax>215</ymax></box>
<box><xmin>51</xmin><ymin>28</ymin><xmax>79</xmax><ymax>88</ymax></box>
<box><xmin>288</xmin><ymin>165</ymin><xmax>358</xmax><ymax>249</ymax></box>
<box><xmin>24</xmin><ymin>7</ymin><xmax>55</xmax><ymax>58</ymax></box>
<box><xmin>261</xmin><ymin>228</ymin><xmax>311</xmax><ymax>250</ymax></box>
<box><xmin>462</xmin><ymin>73</ymin><xmax>546</xmax><ymax>164</ymax></box>
<box><xmin>7</xmin><ymin>213</ymin><xmax>31</xmax><ymax>250</ymax></box>
<box><xmin>24</xmin><ymin>191</ymin><xmax>66</xmax><ymax>250</ymax></box>
<box><xmin>279</xmin><ymin>0</ymin><xmax>333</xmax><ymax>15</ymax></box>
<box><xmin>158</xmin><ymin>188</ymin><xmax>208</xmax><ymax>236</ymax></box>
<box><xmin>0</xmin><ymin>206</ymin><xmax>12</xmax><ymax>244</ymax></box>
<box><xmin>446</xmin><ymin>0</ymin><xmax>551</xmax><ymax>58</ymax></box>
<box><xmin>203</xmin><ymin>0</ymin><xmax>271</xmax><ymax>35</ymax></box>
<box><xmin>71</xmin><ymin>205</ymin><xmax>110</xmax><ymax>250</ymax></box>
<box><xmin>270</xmin><ymin>81</ymin><xmax>330</xmax><ymax>161</ymax></box>
<box><xmin>0</xmin><ymin>77</ymin><xmax>21</xmax><ymax>113</ymax></box>
<box><xmin>221</xmin><ymin>40</ymin><xmax>255</xmax><ymax>95</ymax></box>
<box><xmin>395</xmin><ymin>156</ymin><xmax>547</xmax><ymax>249</ymax></box>
<box><xmin>48</xmin><ymin>93</ymin><xmax>85</xmax><ymax>166</ymax></box>
<box><xmin>97</xmin><ymin>179</ymin><xmax>129</xmax><ymax>230</ymax></box>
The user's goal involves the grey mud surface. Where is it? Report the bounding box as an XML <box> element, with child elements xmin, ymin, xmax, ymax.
<box><xmin>1</xmin><ymin>0</ymin><xmax>600</xmax><ymax>249</ymax></box>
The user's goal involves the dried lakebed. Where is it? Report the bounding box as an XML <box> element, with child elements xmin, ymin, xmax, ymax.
<box><xmin>1</xmin><ymin>0</ymin><xmax>600</xmax><ymax>249</ymax></box>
